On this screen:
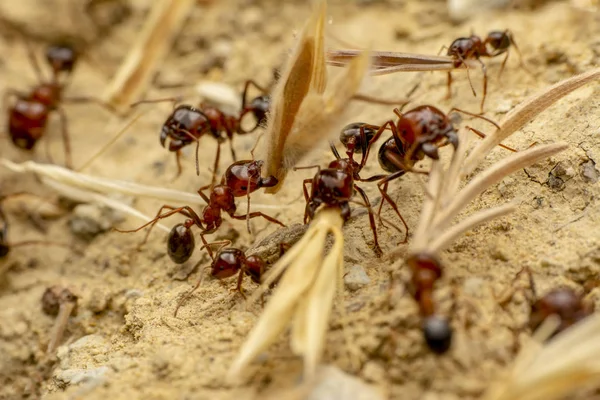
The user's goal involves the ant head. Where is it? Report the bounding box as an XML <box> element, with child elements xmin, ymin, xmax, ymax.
<box><xmin>247</xmin><ymin>95</ymin><xmax>270</xmax><ymax>127</ymax></box>
<box><xmin>339</xmin><ymin>123</ymin><xmax>376</xmax><ymax>154</ymax></box>
<box><xmin>223</xmin><ymin>161</ymin><xmax>265</xmax><ymax>196</ymax></box>
<box><xmin>378</xmin><ymin>137</ymin><xmax>407</xmax><ymax>173</ymax></box>
<box><xmin>244</xmin><ymin>254</ymin><xmax>266</xmax><ymax>284</ymax></box>
<box><xmin>422</xmin><ymin>315</ymin><xmax>452</xmax><ymax>354</ymax></box>
<box><xmin>407</xmin><ymin>253</ymin><xmax>442</xmax><ymax>276</ymax></box>
<box><xmin>211</xmin><ymin>248</ymin><xmax>244</xmax><ymax>279</ymax></box>
<box><xmin>529</xmin><ymin>287</ymin><xmax>584</xmax><ymax>334</ymax></box>
<box><xmin>46</xmin><ymin>43</ymin><xmax>78</xmax><ymax>76</ymax></box>
<box><xmin>328</xmin><ymin>158</ymin><xmax>356</xmax><ymax>174</ymax></box>
<box><xmin>167</xmin><ymin>223</ymin><xmax>196</xmax><ymax>264</ymax></box>
<box><xmin>447</xmin><ymin>37</ymin><xmax>474</xmax><ymax>58</ymax></box>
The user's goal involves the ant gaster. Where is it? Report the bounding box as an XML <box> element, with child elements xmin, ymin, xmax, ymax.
<box><xmin>117</xmin><ymin>159</ymin><xmax>285</xmax><ymax>263</ymax></box>
<box><xmin>134</xmin><ymin>80</ymin><xmax>270</xmax><ymax>180</ymax></box>
<box><xmin>406</xmin><ymin>253</ymin><xmax>452</xmax><ymax>354</ymax></box>
<box><xmin>445</xmin><ymin>30</ymin><xmax>531</xmax><ymax>112</ymax></box>
<box><xmin>5</xmin><ymin>42</ymin><xmax>113</xmax><ymax>168</ymax></box>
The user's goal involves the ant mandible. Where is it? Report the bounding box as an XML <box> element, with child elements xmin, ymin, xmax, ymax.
<box><xmin>116</xmin><ymin>158</ymin><xmax>285</xmax><ymax>263</ymax></box>
<box><xmin>132</xmin><ymin>80</ymin><xmax>270</xmax><ymax>181</ymax></box>
<box><xmin>300</xmin><ymin>130</ymin><xmax>409</xmax><ymax>257</ymax></box>
<box><xmin>5</xmin><ymin>41</ymin><xmax>114</xmax><ymax>168</ymax></box>
<box><xmin>406</xmin><ymin>253</ymin><xmax>453</xmax><ymax>354</ymax></box>
<box><xmin>445</xmin><ymin>30</ymin><xmax>532</xmax><ymax>113</ymax></box>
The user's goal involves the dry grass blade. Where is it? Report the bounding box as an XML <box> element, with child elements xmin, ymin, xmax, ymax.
<box><xmin>262</xmin><ymin>0</ymin><xmax>371</xmax><ymax>193</ymax></box>
<box><xmin>432</xmin><ymin>142</ymin><xmax>568</xmax><ymax>234</ymax></box>
<box><xmin>228</xmin><ymin>208</ymin><xmax>345</xmax><ymax>384</ymax></box>
<box><xmin>464</xmin><ymin>68</ymin><xmax>600</xmax><ymax>174</ymax></box>
<box><xmin>483</xmin><ymin>314</ymin><xmax>600</xmax><ymax>400</ymax></box>
<box><xmin>101</xmin><ymin>0</ymin><xmax>195</xmax><ymax>114</ymax></box>
<box><xmin>0</xmin><ymin>159</ymin><xmax>290</xmax><ymax>211</ymax></box>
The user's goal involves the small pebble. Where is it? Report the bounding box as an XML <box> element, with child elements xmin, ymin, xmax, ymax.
<box><xmin>88</xmin><ymin>288</ymin><xmax>111</xmax><ymax>313</ymax></box>
<box><xmin>582</xmin><ymin>160</ymin><xmax>599</xmax><ymax>183</ymax></box>
<box><xmin>344</xmin><ymin>265</ymin><xmax>371</xmax><ymax>291</ymax></box>
<box><xmin>54</xmin><ymin>366</ymin><xmax>110</xmax><ymax>386</ymax></box>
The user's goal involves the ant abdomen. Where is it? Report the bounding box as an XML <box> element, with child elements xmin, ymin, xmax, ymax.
<box><xmin>486</xmin><ymin>31</ymin><xmax>511</xmax><ymax>53</ymax></box>
<box><xmin>167</xmin><ymin>223</ymin><xmax>195</xmax><ymax>264</ymax></box>
<box><xmin>378</xmin><ymin>137</ymin><xmax>406</xmax><ymax>173</ymax></box>
<box><xmin>422</xmin><ymin>315</ymin><xmax>453</xmax><ymax>354</ymax></box>
<box><xmin>339</xmin><ymin>122</ymin><xmax>376</xmax><ymax>154</ymax></box>
<box><xmin>211</xmin><ymin>248</ymin><xmax>244</xmax><ymax>279</ymax></box>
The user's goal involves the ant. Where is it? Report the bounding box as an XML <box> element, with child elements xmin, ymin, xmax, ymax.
<box><xmin>299</xmin><ymin>129</ymin><xmax>409</xmax><ymax>257</ymax></box>
<box><xmin>132</xmin><ymin>80</ymin><xmax>270</xmax><ymax>180</ymax></box>
<box><xmin>339</xmin><ymin>105</ymin><xmax>505</xmax><ymax>220</ymax></box>
<box><xmin>406</xmin><ymin>253</ymin><xmax>453</xmax><ymax>354</ymax></box>
<box><xmin>5</xmin><ymin>41</ymin><xmax>114</xmax><ymax>168</ymax></box>
<box><xmin>173</xmin><ymin>242</ymin><xmax>290</xmax><ymax>316</ymax></box>
<box><xmin>444</xmin><ymin>30</ymin><xmax>531</xmax><ymax>113</ymax></box>
<box><xmin>116</xmin><ymin>158</ymin><xmax>285</xmax><ymax>263</ymax></box>
<box><xmin>499</xmin><ymin>267</ymin><xmax>594</xmax><ymax>339</ymax></box>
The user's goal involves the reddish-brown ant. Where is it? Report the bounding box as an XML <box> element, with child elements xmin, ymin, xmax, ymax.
<box><xmin>4</xmin><ymin>42</ymin><xmax>114</xmax><ymax>168</ymax></box>
<box><xmin>116</xmin><ymin>159</ymin><xmax>285</xmax><ymax>263</ymax></box>
<box><xmin>338</xmin><ymin>105</ymin><xmax>505</xmax><ymax>222</ymax></box>
<box><xmin>133</xmin><ymin>80</ymin><xmax>270</xmax><ymax>180</ymax></box>
<box><xmin>299</xmin><ymin>132</ymin><xmax>409</xmax><ymax>256</ymax></box>
<box><xmin>499</xmin><ymin>267</ymin><xmax>594</xmax><ymax>339</ymax></box>
<box><xmin>406</xmin><ymin>253</ymin><xmax>453</xmax><ymax>354</ymax></box>
<box><xmin>173</xmin><ymin>242</ymin><xmax>290</xmax><ymax>317</ymax></box>
<box><xmin>445</xmin><ymin>30</ymin><xmax>531</xmax><ymax>112</ymax></box>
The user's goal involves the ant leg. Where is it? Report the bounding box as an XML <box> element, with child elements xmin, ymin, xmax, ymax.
<box><xmin>302</xmin><ymin>179</ymin><xmax>312</xmax><ymax>203</ymax></box>
<box><xmin>228</xmin><ymin>138</ymin><xmax>237</xmax><ymax>162</ymax></box>
<box><xmin>23</xmin><ymin>39</ymin><xmax>44</xmax><ymax>83</ymax></box>
<box><xmin>245</xmin><ymin>180</ymin><xmax>252</xmax><ymax>234</ymax></box>
<box><xmin>234</xmin><ymin>269</ymin><xmax>247</xmax><ymax>299</ymax></box>
<box><xmin>173</xmin><ymin>264</ymin><xmax>210</xmax><ymax>317</ymax></box>
<box><xmin>477</xmin><ymin>58</ymin><xmax>488</xmax><ymax>114</ymax></box>
<box><xmin>360</xmin><ymin>121</ymin><xmax>395</xmax><ymax>170</ymax></box>
<box><xmin>377</xmin><ymin>181</ymin><xmax>389</xmax><ymax>225</ymax></box>
<box><xmin>448</xmin><ymin>107</ymin><xmax>500</xmax><ymax>130</ymax></box>
<box><xmin>210</xmin><ymin>141</ymin><xmax>221</xmax><ymax>185</ymax></box>
<box><xmin>350</xmin><ymin>93</ymin><xmax>409</xmax><ymax>107</ymax></box>
<box><xmin>197</xmin><ymin>185</ymin><xmax>211</xmax><ymax>203</ymax></box>
<box><xmin>506</xmin><ymin>31</ymin><xmax>535</xmax><ymax>78</ymax></box>
<box><xmin>115</xmin><ymin>205</ymin><xmax>200</xmax><ymax>247</ymax></box>
<box><xmin>241</xmin><ymin>79</ymin><xmax>268</xmax><ymax>107</ymax></box>
<box><xmin>199</xmin><ymin>238</ymin><xmax>231</xmax><ymax>260</ymax></box>
<box><xmin>129</xmin><ymin>96</ymin><xmax>182</xmax><ymax>109</ymax></box>
<box><xmin>174</xmin><ymin>151</ymin><xmax>183</xmax><ymax>178</ymax></box>
<box><xmin>353</xmin><ymin>184</ymin><xmax>382</xmax><ymax>257</ymax></box>
<box><xmin>376</xmin><ymin>173</ymin><xmax>409</xmax><ymax>243</ymax></box>
<box><xmin>465</xmin><ymin>126</ymin><xmax>517</xmax><ymax>152</ymax></box>
<box><xmin>231</xmin><ymin>212</ymin><xmax>285</xmax><ymax>228</ymax></box>
<box><xmin>62</xmin><ymin>96</ymin><xmax>117</xmax><ymax>114</ymax></box>
<box><xmin>57</xmin><ymin>108</ymin><xmax>73</xmax><ymax>169</ymax></box>
<box><xmin>293</xmin><ymin>165</ymin><xmax>321</xmax><ymax>172</ymax></box>
<box><xmin>498</xmin><ymin>51</ymin><xmax>510</xmax><ymax>79</ymax></box>
<box><xmin>446</xmin><ymin>71</ymin><xmax>453</xmax><ymax>100</ymax></box>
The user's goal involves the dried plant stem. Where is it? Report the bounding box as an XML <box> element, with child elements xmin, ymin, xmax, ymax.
<box><xmin>47</xmin><ymin>301</ymin><xmax>76</xmax><ymax>354</ymax></box>
<box><xmin>428</xmin><ymin>203</ymin><xmax>516</xmax><ymax>253</ymax></box>
<box><xmin>483</xmin><ymin>314</ymin><xmax>600</xmax><ymax>400</ymax></box>
<box><xmin>228</xmin><ymin>207</ymin><xmax>344</xmax><ymax>384</ymax></box>
<box><xmin>412</xmin><ymin>161</ymin><xmax>442</xmax><ymax>253</ymax></box>
<box><xmin>432</xmin><ymin>142</ymin><xmax>568</xmax><ymax>233</ymax></box>
<box><xmin>464</xmin><ymin>68</ymin><xmax>600</xmax><ymax>174</ymax></box>
<box><xmin>101</xmin><ymin>0</ymin><xmax>195</xmax><ymax>114</ymax></box>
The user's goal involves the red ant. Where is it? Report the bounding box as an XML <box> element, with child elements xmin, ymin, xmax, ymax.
<box><xmin>173</xmin><ymin>242</ymin><xmax>290</xmax><ymax>316</ymax></box>
<box><xmin>444</xmin><ymin>30</ymin><xmax>531</xmax><ymax>113</ymax></box>
<box><xmin>5</xmin><ymin>41</ymin><xmax>114</xmax><ymax>168</ymax></box>
<box><xmin>116</xmin><ymin>159</ymin><xmax>285</xmax><ymax>263</ymax></box>
<box><xmin>406</xmin><ymin>253</ymin><xmax>453</xmax><ymax>354</ymax></box>
<box><xmin>338</xmin><ymin>105</ymin><xmax>508</xmax><ymax>222</ymax></box>
<box><xmin>299</xmin><ymin>130</ymin><xmax>409</xmax><ymax>257</ymax></box>
<box><xmin>132</xmin><ymin>80</ymin><xmax>270</xmax><ymax>180</ymax></box>
<box><xmin>499</xmin><ymin>267</ymin><xmax>594</xmax><ymax>339</ymax></box>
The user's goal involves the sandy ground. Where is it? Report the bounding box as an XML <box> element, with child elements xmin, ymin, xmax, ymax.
<box><xmin>0</xmin><ymin>0</ymin><xmax>599</xmax><ymax>399</ymax></box>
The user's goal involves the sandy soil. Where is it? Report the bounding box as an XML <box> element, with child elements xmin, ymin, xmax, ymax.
<box><xmin>0</xmin><ymin>0</ymin><xmax>599</xmax><ymax>399</ymax></box>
